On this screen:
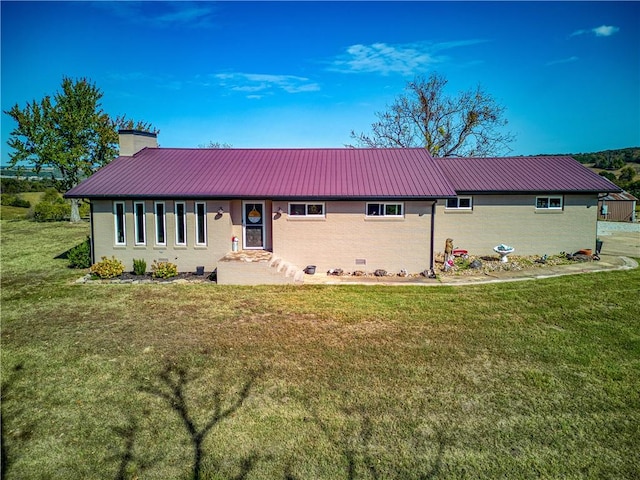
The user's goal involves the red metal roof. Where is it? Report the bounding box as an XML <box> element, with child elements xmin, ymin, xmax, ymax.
<box><xmin>434</xmin><ymin>156</ymin><xmax>622</xmax><ymax>194</ymax></box>
<box><xmin>65</xmin><ymin>148</ymin><xmax>457</xmax><ymax>199</ymax></box>
<box><xmin>600</xmin><ymin>191</ymin><xmax>638</xmax><ymax>202</ymax></box>
<box><xmin>66</xmin><ymin>150</ymin><xmax>620</xmax><ymax>200</ymax></box>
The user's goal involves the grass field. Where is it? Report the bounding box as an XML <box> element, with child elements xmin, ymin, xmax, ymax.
<box><xmin>1</xmin><ymin>193</ymin><xmax>44</xmax><ymax>221</ymax></box>
<box><xmin>1</xmin><ymin>220</ymin><xmax>639</xmax><ymax>479</ymax></box>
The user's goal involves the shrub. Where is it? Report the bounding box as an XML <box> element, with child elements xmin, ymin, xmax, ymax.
<box><xmin>133</xmin><ymin>258</ymin><xmax>147</xmax><ymax>276</ymax></box>
<box><xmin>32</xmin><ymin>201</ymin><xmax>70</xmax><ymax>221</ymax></box>
<box><xmin>1</xmin><ymin>193</ymin><xmax>31</xmax><ymax>208</ymax></box>
<box><xmin>41</xmin><ymin>188</ymin><xmax>64</xmax><ymax>203</ymax></box>
<box><xmin>78</xmin><ymin>201</ymin><xmax>90</xmax><ymax>218</ymax></box>
<box><xmin>32</xmin><ymin>189</ymin><xmax>70</xmax><ymax>222</ymax></box>
<box><xmin>90</xmin><ymin>256</ymin><xmax>125</xmax><ymax>279</ymax></box>
<box><xmin>151</xmin><ymin>260</ymin><xmax>178</xmax><ymax>279</ymax></box>
<box><xmin>68</xmin><ymin>237</ymin><xmax>92</xmax><ymax>269</ymax></box>
<box><xmin>454</xmin><ymin>257</ymin><xmax>471</xmax><ymax>270</ymax></box>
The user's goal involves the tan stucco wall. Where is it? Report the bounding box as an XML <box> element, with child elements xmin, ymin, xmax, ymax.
<box><xmin>91</xmin><ymin>199</ymin><xmax>233</xmax><ymax>272</ymax></box>
<box><xmin>271</xmin><ymin>201</ymin><xmax>433</xmax><ymax>274</ymax></box>
<box><xmin>91</xmin><ymin>194</ymin><xmax>599</xmax><ymax>276</ymax></box>
<box><xmin>434</xmin><ymin>194</ymin><xmax>599</xmax><ymax>257</ymax></box>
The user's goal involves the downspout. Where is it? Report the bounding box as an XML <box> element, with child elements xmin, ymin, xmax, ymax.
<box><xmin>89</xmin><ymin>201</ymin><xmax>95</xmax><ymax>264</ymax></box>
<box><xmin>430</xmin><ymin>200</ymin><xmax>437</xmax><ymax>274</ymax></box>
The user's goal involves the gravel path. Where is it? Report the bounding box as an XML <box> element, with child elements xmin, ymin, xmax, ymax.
<box><xmin>597</xmin><ymin>221</ymin><xmax>640</xmax><ymax>235</ymax></box>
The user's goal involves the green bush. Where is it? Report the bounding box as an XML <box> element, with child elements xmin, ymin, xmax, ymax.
<box><xmin>133</xmin><ymin>258</ymin><xmax>147</xmax><ymax>276</ymax></box>
<box><xmin>32</xmin><ymin>201</ymin><xmax>70</xmax><ymax>222</ymax></box>
<box><xmin>32</xmin><ymin>189</ymin><xmax>70</xmax><ymax>222</ymax></box>
<box><xmin>90</xmin><ymin>256</ymin><xmax>125</xmax><ymax>279</ymax></box>
<box><xmin>41</xmin><ymin>188</ymin><xmax>64</xmax><ymax>203</ymax></box>
<box><xmin>68</xmin><ymin>237</ymin><xmax>92</xmax><ymax>269</ymax></box>
<box><xmin>453</xmin><ymin>257</ymin><xmax>472</xmax><ymax>270</ymax></box>
<box><xmin>151</xmin><ymin>260</ymin><xmax>178</xmax><ymax>279</ymax></box>
<box><xmin>1</xmin><ymin>193</ymin><xmax>31</xmax><ymax>208</ymax></box>
<box><xmin>78</xmin><ymin>201</ymin><xmax>90</xmax><ymax>218</ymax></box>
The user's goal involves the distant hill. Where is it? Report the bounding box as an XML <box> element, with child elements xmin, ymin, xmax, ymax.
<box><xmin>540</xmin><ymin>147</ymin><xmax>640</xmax><ymax>170</ymax></box>
<box><xmin>0</xmin><ymin>165</ymin><xmax>63</xmax><ymax>180</ymax></box>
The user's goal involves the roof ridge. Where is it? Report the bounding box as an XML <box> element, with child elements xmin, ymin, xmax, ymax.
<box><xmin>138</xmin><ymin>147</ymin><xmax>433</xmax><ymax>152</ymax></box>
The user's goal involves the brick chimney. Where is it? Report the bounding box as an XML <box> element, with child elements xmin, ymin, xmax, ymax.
<box><xmin>118</xmin><ymin>130</ymin><xmax>158</xmax><ymax>156</ymax></box>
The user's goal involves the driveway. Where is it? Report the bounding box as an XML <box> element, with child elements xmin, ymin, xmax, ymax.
<box><xmin>597</xmin><ymin>221</ymin><xmax>640</xmax><ymax>258</ymax></box>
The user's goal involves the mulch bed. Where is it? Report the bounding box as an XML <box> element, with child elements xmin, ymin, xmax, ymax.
<box><xmin>436</xmin><ymin>254</ymin><xmax>583</xmax><ymax>277</ymax></box>
<box><xmin>78</xmin><ymin>271</ymin><xmax>216</xmax><ymax>284</ymax></box>
<box><xmin>322</xmin><ymin>254</ymin><xmax>586</xmax><ymax>279</ymax></box>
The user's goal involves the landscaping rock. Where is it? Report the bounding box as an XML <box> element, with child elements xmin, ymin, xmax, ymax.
<box><xmin>420</xmin><ymin>269</ymin><xmax>437</xmax><ymax>278</ymax></box>
<box><xmin>374</xmin><ymin>269</ymin><xmax>387</xmax><ymax>277</ymax></box>
<box><xmin>469</xmin><ymin>259</ymin><xmax>483</xmax><ymax>269</ymax></box>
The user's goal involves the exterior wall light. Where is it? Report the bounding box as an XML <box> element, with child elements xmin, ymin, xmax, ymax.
<box><xmin>217</xmin><ymin>207</ymin><xmax>224</xmax><ymax>215</ymax></box>
<box><xmin>277</xmin><ymin>207</ymin><xmax>284</xmax><ymax>214</ymax></box>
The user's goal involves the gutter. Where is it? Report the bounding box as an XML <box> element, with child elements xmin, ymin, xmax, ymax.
<box><xmin>430</xmin><ymin>201</ymin><xmax>437</xmax><ymax>275</ymax></box>
<box><xmin>63</xmin><ymin>194</ymin><xmax>458</xmax><ymax>201</ymax></box>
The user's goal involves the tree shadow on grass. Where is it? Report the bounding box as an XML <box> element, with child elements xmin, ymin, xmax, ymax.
<box><xmin>109</xmin><ymin>415</ymin><xmax>163</xmax><ymax>480</ymax></box>
<box><xmin>1</xmin><ymin>363</ymin><xmax>32</xmax><ymax>479</ymax></box>
<box><xmin>309</xmin><ymin>397</ymin><xmax>447</xmax><ymax>480</ymax></box>
<box><xmin>138</xmin><ymin>362</ymin><xmax>264</xmax><ymax>480</ymax></box>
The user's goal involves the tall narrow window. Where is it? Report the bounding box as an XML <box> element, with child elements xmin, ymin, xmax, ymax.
<box><xmin>175</xmin><ymin>202</ymin><xmax>186</xmax><ymax>245</ymax></box>
<box><xmin>114</xmin><ymin>201</ymin><xmax>126</xmax><ymax>245</ymax></box>
<box><xmin>134</xmin><ymin>202</ymin><xmax>146</xmax><ymax>245</ymax></box>
<box><xmin>155</xmin><ymin>202</ymin><xmax>166</xmax><ymax>245</ymax></box>
<box><xmin>195</xmin><ymin>202</ymin><xmax>207</xmax><ymax>245</ymax></box>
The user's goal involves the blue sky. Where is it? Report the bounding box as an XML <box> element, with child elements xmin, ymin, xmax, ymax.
<box><xmin>1</xmin><ymin>1</ymin><xmax>638</xmax><ymax>164</ymax></box>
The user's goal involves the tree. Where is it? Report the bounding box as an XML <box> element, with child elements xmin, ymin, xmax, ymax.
<box><xmin>349</xmin><ymin>73</ymin><xmax>515</xmax><ymax>157</ymax></box>
<box><xmin>599</xmin><ymin>171</ymin><xmax>617</xmax><ymax>182</ymax></box>
<box><xmin>198</xmin><ymin>140</ymin><xmax>233</xmax><ymax>148</ymax></box>
<box><xmin>618</xmin><ymin>166</ymin><xmax>636</xmax><ymax>183</ymax></box>
<box><xmin>4</xmin><ymin>77</ymin><xmax>155</xmax><ymax>222</ymax></box>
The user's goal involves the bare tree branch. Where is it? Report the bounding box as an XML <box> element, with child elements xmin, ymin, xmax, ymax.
<box><xmin>349</xmin><ymin>73</ymin><xmax>515</xmax><ymax>157</ymax></box>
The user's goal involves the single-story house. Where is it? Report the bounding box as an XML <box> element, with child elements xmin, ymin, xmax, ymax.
<box><xmin>598</xmin><ymin>191</ymin><xmax>638</xmax><ymax>222</ymax></box>
<box><xmin>65</xmin><ymin>130</ymin><xmax>621</xmax><ymax>283</ymax></box>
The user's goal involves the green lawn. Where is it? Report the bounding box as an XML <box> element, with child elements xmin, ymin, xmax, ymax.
<box><xmin>1</xmin><ymin>192</ymin><xmax>43</xmax><ymax>220</ymax></box>
<box><xmin>2</xmin><ymin>220</ymin><xmax>639</xmax><ymax>479</ymax></box>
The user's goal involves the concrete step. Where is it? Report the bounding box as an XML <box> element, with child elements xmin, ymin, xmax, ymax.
<box><xmin>216</xmin><ymin>251</ymin><xmax>304</xmax><ymax>285</ymax></box>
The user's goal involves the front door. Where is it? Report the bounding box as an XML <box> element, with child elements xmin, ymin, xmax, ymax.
<box><xmin>243</xmin><ymin>201</ymin><xmax>265</xmax><ymax>249</ymax></box>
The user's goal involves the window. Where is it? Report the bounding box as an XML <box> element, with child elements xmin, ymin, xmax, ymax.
<box><xmin>175</xmin><ymin>202</ymin><xmax>186</xmax><ymax>245</ymax></box>
<box><xmin>154</xmin><ymin>202</ymin><xmax>166</xmax><ymax>245</ymax></box>
<box><xmin>445</xmin><ymin>197</ymin><xmax>473</xmax><ymax>210</ymax></box>
<box><xmin>288</xmin><ymin>203</ymin><xmax>325</xmax><ymax>216</ymax></box>
<box><xmin>366</xmin><ymin>203</ymin><xmax>403</xmax><ymax>217</ymax></box>
<box><xmin>114</xmin><ymin>201</ymin><xmax>126</xmax><ymax>245</ymax></box>
<box><xmin>134</xmin><ymin>202</ymin><xmax>146</xmax><ymax>245</ymax></box>
<box><xmin>536</xmin><ymin>196</ymin><xmax>563</xmax><ymax>210</ymax></box>
<box><xmin>195</xmin><ymin>202</ymin><xmax>207</xmax><ymax>245</ymax></box>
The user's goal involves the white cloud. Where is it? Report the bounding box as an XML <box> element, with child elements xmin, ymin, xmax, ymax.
<box><xmin>571</xmin><ymin>25</ymin><xmax>620</xmax><ymax>37</ymax></box>
<box><xmin>328</xmin><ymin>39</ymin><xmax>487</xmax><ymax>76</ymax></box>
<box><xmin>152</xmin><ymin>6</ymin><xmax>217</xmax><ymax>27</ymax></box>
<box><xmin>546</xmin><ymin>56</ymin><xmax>579</xmax><ymax>66</ymax></box>
<box><xmin>213</xmin><ymin>73</ymin><xmax>321</xmax><ymax>97</ymax></box>
<box><xmin>592</xmin><ymin>25</ymin><xmax>620</xmax><ymax>37</ymax></box>
<box><xmin>94</xmin><ymin>2</ymin><xmax>218</xmax><ymax>29</ymax></box>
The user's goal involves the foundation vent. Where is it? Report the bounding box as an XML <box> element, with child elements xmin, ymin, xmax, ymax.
<box><xmin>355</xmin><ymin>258</ymin><xmax>367</xmax><ymax>265</ymax></box>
